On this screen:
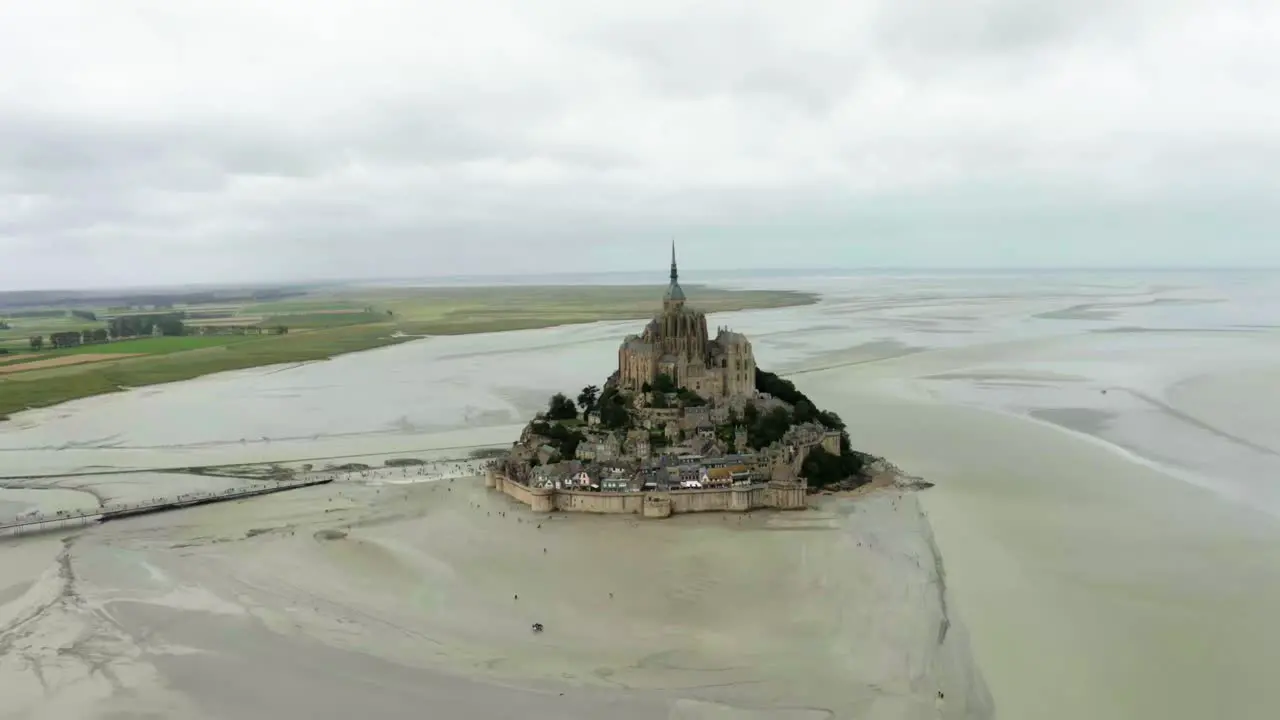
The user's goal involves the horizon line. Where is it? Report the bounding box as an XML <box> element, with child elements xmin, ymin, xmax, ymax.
<box><xmin>3</xmin><ymin>265</ymin><xmax>1279</xmax><ymax>296</ymax></box>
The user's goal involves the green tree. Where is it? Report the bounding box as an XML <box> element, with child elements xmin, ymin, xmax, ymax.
<box><xmin>793</xmin><ymin>399</ymin><xmax>816</xmax><ymax>423</ymax></box>
<box><xmin>547</xmin><ymin>392</ymin><xmax>578</xmax><ymax>420</ymax></box>
<box><xmin>751</xmin><ymin>406</ymin><xmax>793</xmax><ymax>448</ymax></box>
<box><xmin>154</xmin><ymin>317</ymin><xmax>185</xmax><ymax>336</ymax></box>
<box><xmin>596</xmin><ymin>386</ymin><xmax>633</xmax><ymax>429</ymax></box>
<box><xmin>652</xmin><ymin>373</ymin><xmax>677</xmax><ymax>393</ymax></box>
<box><xmin>599</xmin><ymin>401</ymin><xmax>631</xmax><ymax>429</ymax></box>
<box><xmin>29</xmin><ymin>335</ymin><xmax>43</xmax><ymax>350</ymax></box>
<box><xmin>801</xmin><ymin>446</ymin><xmax>846</xmax><ymax>488</ymax></box>
<box><xmin>577</xmin><ymin>385</ymin><xmax>600</xmax><ymax>412</ymax></box>
<box><xmin>544</xmin><ymin>422</ymin><xmax>585</xmax><ymax>459</ymax></box>
<box><xmin>801</xmin><ymin>444</ymin><xmax>868</xmax><ymax>488</ymax></box>
<box><xmin>676</xmin><ymin>388</ymin><xmax>706</xmax><ymax>407</ymax></box>
<box><xmin>816</xmin><ymin>410</ymin><xmax>845</xmax><ymax>431</ymax></box>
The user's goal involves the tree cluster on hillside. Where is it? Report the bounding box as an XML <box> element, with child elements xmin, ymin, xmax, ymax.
<box><xmin>756</xmin><ymin>369</ymin><xmax>845</xmax><ymax>430</ymax></box>
<box><xmin>801</xmin><ymin>444</ymin><xmax>867</xmax><ymax>489</ymax></box>
<box><xmin>640</xmin><ymin>374</ymin><xmax>706</xmax><ymax>409</ymax></box>
<box><xmin>546</xmin><ymin>393</ymin><xmax>578</xmax><ymax>421</ymax></box>
<box><xmin>741</xmin><ymin>403</ymin><xmax>791</xmax><ymax>449</ymax></box>
<box><xmin>528</xmin><ymin>418</ymin><xmax>586</xmax><ymax>461</ymax></box>
<box><xmin>676</xmin><ymin>387</ymin><xmax>707</xmax><ymax>407</ymax></box>
<box><xmin>595</xmin><ymin>385</ymin><xmax>633</xmax><ymax>429</ymax></box>
<box><xmin>750</xmin><ymin>368</ymin><xmax>867</xmax><ymax>489</ymax></box>
<box><xmin>576</xmin><ymin>385</ymin><xmax>599</xmax><ymax>413</ymax></box>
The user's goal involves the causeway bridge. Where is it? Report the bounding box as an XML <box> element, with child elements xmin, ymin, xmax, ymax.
<box><xmin>0</xmin><ymin>477</ymin><xmax>333</xmax><ymax>539</ymax></box>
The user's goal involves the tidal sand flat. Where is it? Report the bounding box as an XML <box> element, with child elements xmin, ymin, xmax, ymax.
<box><xmin>817</xmin><ymin>382</ymin><xmax>1280</xmax><ymax>720</ymax></box>
<box><xmin>0</xmin><ymin>473</ymin><xmax>989</xmax><ymax>719</ymax></box>
<box><xmin>5</xmin><ymin>269</ymin><xmax>1280</xmax><ymax>718</ymax></box>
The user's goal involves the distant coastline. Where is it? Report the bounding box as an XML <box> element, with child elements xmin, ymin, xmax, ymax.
<box><xmin>0</xmin><ymin>283</ymin><xmax>816</xmax><ymax>420</ymax></box>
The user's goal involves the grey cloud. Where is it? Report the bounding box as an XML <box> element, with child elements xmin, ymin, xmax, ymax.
<box><xmin>871</xmin><ymin>0</ymin><xmax>1102</xmax><ymax>59</ymax></box>
<box><xmin>582</xmin><ymin>11</ymin><xmax>861</xmax><ymax>112</ymax></box>
<box><xmin>1</xmin><ymin>0</ymin><xmax>1278</xmax><ymax>289</ymax></box>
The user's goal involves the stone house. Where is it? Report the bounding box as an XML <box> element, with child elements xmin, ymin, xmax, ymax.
<box><xmin>674</xmin><ymin>465</ymin><xmax>701</xmax><ymax>484</ymax></box>
<box><xmin>601</xmin><ymin>476</ymin><xmax>630</xmax><ymax>492</ymax></box>
<box><xmin>531</xmin><ymin>465</ymin><xmax>567</xmax><ymax>488</ymax></box>
<box><xmin>626</xmin><ymin>429</ymin><xmax>651</xmax><ymax>459</ymax></box>
<box><xmin>664</xmin><ymin>421</ymin><xmax>681</xmax><ymax>441</ymax></box>
<box><xmin>580</xmin><ymin>432</ymin><xmax>621</xmax><ymax>462</ymax></box>
<box><xmin>537</xmin><ymin>444</ymin><xmax>558</xmax><ymax>465</ymax></box>
<box><xmin>600</xmin><ymin>433</ymin><xmax>621</xmax><ymax>461</ymax></box>
<box><xmin>643</xmin><ymin>407</ymin><xmax>681</xmax><ymax>429</ymax></box>
<box><xmin>681</xmin><ymin>405</ymin><xmax>711</xmax><ymax>430</ymax></box>
<box><xmin>634</xmin><ymin>467</ymin><xmax>671</xmax><ymax>490</ymax></box>
<box><xmin>700</xmin><ymin>467</ymin><xmax>733</xmax><ymax>487</ymax></box>
<box><xmin>600</xmin><ymin>467</ymin><xmax>632</xmax><ymax>492</ymax></box>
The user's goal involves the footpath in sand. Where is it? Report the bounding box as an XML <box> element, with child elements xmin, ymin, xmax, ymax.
<box><xmin>0</xmin><ymin>471</ymin><xmax>991</xmax><ymax>720</ymax></box>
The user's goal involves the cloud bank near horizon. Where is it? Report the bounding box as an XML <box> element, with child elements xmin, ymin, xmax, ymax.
<box><xmin>2</xmin><ymin>0</ymin><xmax>1278</xmax><ymax>289</ymax></box>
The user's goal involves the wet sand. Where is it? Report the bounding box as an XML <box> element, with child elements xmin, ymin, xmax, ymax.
<box><xmin>816</xmin><ymin>382</ymin><xmax>1280</xmax><ymax>720</ymax></box>
<box><xmin>5</xmin><ymin>269</ymin><xmax>1280</xmax><ymax>719</ymax></box>
<box><xmin>0</xmin><ymin>473</ymin><xmax>989</xmax><ymax>719</ymax></box>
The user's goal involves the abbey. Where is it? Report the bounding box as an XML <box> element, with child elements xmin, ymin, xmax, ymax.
<box><xmin>617</xmin><ymin>245</ymin><xmax>757</xmax><ymax>399</ymax></box>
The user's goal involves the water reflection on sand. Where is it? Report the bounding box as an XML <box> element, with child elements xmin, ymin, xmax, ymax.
<box><xmin>4</xmin><ymin>270</ymin><xmax>1280</xmax><ymax>720</ymax></box>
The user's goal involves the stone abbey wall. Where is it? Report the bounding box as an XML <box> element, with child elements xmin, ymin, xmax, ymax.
<box><xmin>487</xmin><ymin>469</ymin><xmax>806</xmax><ymax>518</ymax></box>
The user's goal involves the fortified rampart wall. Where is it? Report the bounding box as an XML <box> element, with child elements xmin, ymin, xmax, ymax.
<box><xmin>486</xmin><ymin>468</ymin><xmax>806</xmax><ymax>518</ymax></box>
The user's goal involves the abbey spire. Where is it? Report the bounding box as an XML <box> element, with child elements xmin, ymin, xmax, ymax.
<box><xmin>663</xmin><ymin>240</ymin><xmax>686</xmax><ymax>308</ymax></box>
<box><xmin>618</xmin><ymin>245</ymin><xmax>756</xmax><ymax>399</ymax></box>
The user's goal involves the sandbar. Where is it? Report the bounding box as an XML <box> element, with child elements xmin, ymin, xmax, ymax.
<box><xmin>0</xmin><ymin>469</ymin><xmax>990</xmax><ymax>719</ymax></box>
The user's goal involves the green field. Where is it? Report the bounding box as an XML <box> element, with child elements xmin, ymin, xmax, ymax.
<box><xmin>0</xmin><ymin>336</ymin><xmax>260</xmax><ymax>371</ymax></box>
<box><xmin>0</xmin><ymin>284</ymin><xmax>816</xmax><ymax>419</ymax></box>
<box><xmin>259</xmin><ymin>311</ymin><xmax>388</xmax><ymax>328</ymax></box>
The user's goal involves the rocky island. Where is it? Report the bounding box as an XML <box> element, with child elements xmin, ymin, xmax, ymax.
<box><xmin>489</xmin><ymin>246</ymin><xmax>873</xmax><ymax>517</ymax></box>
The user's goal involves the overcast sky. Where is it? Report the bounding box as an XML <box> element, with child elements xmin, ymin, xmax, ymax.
<box><xmin>2</xmin><ymin>0</ymin><xmax>1278</xmax><ymax>289</ymax></box>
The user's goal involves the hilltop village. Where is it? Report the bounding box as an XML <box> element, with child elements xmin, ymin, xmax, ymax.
<box><xmin>490</xmin><ymin>247</ymin><xmax>868</xmax><ymax>517</ymax></box>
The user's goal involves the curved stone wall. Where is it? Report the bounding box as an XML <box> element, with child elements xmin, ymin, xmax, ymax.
<box><xmin>553</xmin><ymin>490</ymin><xmax>644</xmax><ymax>514</ymax></box>
<box><xmin>490</xmin><ymin>474</ymin><xmax>807</xmax><ymax>517</ymax></box>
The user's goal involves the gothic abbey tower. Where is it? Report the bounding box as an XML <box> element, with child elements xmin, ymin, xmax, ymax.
<box><xmin>617</xmin><ymin>244</ymin><xmax>757</xmax><ymax>399</ymax></box>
